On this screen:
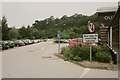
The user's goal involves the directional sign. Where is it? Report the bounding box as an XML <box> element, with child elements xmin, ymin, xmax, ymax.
<box><xmin>58</xmin><ymin>31</ymin><xmax>61</xmax><ymax>35</ymax></box>
<box><xmin>57</xmin><ymin>31</ymin><xmax>61</xmax><ymax>38</ymax></box>
<box><xmin>83</xmin><ymin>34</ymin><xmax>98</xmax><ymax>43</ymax></box>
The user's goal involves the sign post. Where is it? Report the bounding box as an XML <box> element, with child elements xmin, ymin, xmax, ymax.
<box><xmin>90</xmin><ymin>44</ymin><xmax>92</xmax><ymax>61</ymax></box>
<box><xmin>57</xmin><ymin>31</ymin><xmax>61</xmax><ymax>54</ymax></box>
<box><xmin>83</xmin><ymin>34</ymin><xmax>98</xmax><ymax>61</ymax></box>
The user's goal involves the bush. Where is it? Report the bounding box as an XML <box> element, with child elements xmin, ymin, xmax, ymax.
<box><xmin>61</xmin><ymin>45</ymin><xmax>90</xmax><ymax>61</ymax></box>
<box><xmin>79</xmin><ymin>45</ymin><xmax>89</xmax><ymax>60</ymax></box>
<box><xmin>61</xmin><ymin>45</ymin><xmax>82</xmax><ymax>61</ymax></box>
<box><xmin>92</xmin><ymin>45</ymin><xmax>110</xmax><ymax>52</ymax></box>
<box><xmin>61</xmin><ymin>44</ymin><xmax>112</xmax><ymax>63</ymax></box>
<box><xmin>95</xmin><ymin>51</ymin><xmax>112</xmax><ymax>63</ymax></box>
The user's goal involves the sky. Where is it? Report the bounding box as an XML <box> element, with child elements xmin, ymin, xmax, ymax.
<box><xmin>1</xmin><ymin>1</ymin><xmax>119</xmax><ymax>28</ymax></box>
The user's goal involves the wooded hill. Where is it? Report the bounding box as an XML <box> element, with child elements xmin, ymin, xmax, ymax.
<box><xmin>1</xmin><ymin>13</ymin><xmax>99</xmax><ymax>40</ymax></box>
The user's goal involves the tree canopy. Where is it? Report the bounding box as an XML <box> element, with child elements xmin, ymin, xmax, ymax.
<box><xmin>2</xmin><ymin>13</ymin><xmax>99</xmax><ymax>40</ymax></box>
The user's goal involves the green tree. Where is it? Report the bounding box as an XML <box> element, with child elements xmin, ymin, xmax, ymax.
<box><xmin>8</xmin><ymin>27</ymin><xmax>19</xmax><ymax>40</ymax></box>
<box><xmin>2</xmin><ymin>16</ymin><xmax>9</xmax><ymax>40</ymax></box>
<box><xmin>19</xmin><ymin>26</ymin><xmax>27</xmax><ymax>39</ymax></box>
<box><xmin>31</xmin><ymin>13</ymin><xmax>99</xmax><ymax>38</ymax></box>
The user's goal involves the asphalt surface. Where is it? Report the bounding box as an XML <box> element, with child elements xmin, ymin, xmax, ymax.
<box><xmin>2</xmin><ymin>42</ymin><xmax>118</xmax><ymax>78</ymax></box>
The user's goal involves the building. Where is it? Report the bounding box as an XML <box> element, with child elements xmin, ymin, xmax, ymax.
<box><xmin>97</xmin><ymin>6</ymin><xmax>118</xmax><ymax>44</ymax></box>
<box><xmin>97</xmin><ymin>2</ymin><xmax>120</xmax><ymax>64</ymax></box>
<box><xmin>108</xmin><ymin>2</ymin><xmax>120</xmax><ymax>64</ymax></box>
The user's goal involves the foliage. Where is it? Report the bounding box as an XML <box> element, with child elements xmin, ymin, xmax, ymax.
<box><xmin>79</xmin><ymin>45</ymin><xmax>90</xmax><ymax>60</ymax></box>
<box><xmin>8</xmin><ymin>27</ymin><xmax>19</xmax><ymax>40</ymax></box>
<box><xmin>61</xmin><ymin>45</ymin><xmax>82</xmax><ymax>61</ymax></box>
<box><xmin>61</xmin><ymin>45</ymin><xmax>112</xmax><ymax>63</ymax></box>
<box><xmin>61</xmin><ymin>45</ymin><xmax>90</xmax><ymax>61</ymax></box>
<box><xmin>95</xmin><ymin>51</ymin><xmax>112</xmax><ymax>63</ymax></box>
<box><xmin>31</xmin><ymin>13</ymin><xmax>99</xmax><ymax>39</ymax></box>
<box><xmin>18</xmin><ymin>26</ymin><xmax>27</xmax><ymax>39</ymax></box>
<box><xmin>2</xmin><ymin>16</ymin><xmax>9</xmax><ymax>40</ymax></box>
<box><xmin>2</xmin><ymin>13</ymin><xmax>99</xmax><ymax>40</ymax></box>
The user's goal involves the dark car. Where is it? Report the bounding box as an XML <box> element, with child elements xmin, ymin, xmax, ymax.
<box><xmin>54</xmin><ymin>39</ymin><xmax>69</xmax><ymax>43</ymax></box>
<box><xmin>2</xmin><ymin>41</ymin><xmax>9</xmax><ymax>50</ymax></box>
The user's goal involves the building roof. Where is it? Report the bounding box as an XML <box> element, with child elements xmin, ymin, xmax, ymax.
<box><xmin>118</xmin><ymin>1</ymin><xmax>120</xmax><ymax>6</ymax></box>
<box><xmin>97</xmin><ymin>6</ymin><xmax>118</xmax><ymax>13</ymax></box>
<box><xmin>109</xmin><ymin>6</ymin><xmax>120</xmax><ymax>28</ymax></box>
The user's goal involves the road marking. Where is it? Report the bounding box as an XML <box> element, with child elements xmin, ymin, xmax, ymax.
<box><xmin>80</xmin><ymin>68</ymin><xmax>90</xmax><ymax>78</ymax></box>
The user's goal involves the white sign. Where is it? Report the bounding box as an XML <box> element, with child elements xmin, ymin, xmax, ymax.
<box><xmin>83</xmin><ymin>34</ymin><xmax>98</xmax><ymax>43</ymax></box>
<box><xmin>88</xmin><ymin>22</ymin><xmax>95</xmax><ymax>33</ymax></box>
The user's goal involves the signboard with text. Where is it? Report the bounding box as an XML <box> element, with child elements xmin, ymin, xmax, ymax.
<box><xmin>83</xmin><ymin>34</ymin><xmax>98</xmax><ymax>43</ymax></box>
<box><xmin>57</xmin><ymin>31</ymin><xmax>61</xmax><ymax>38</ymax></box>
<box><xmin>98</xmin><ymin>11</ymin><xmax>116</xmax><ymax>26</ymax></box>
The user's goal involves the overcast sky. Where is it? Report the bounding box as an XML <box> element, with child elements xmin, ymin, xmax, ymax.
<box><xmin>2</xmin><ymin>2</ymin><xmax>119</xmax><ymax>28</ymax></box>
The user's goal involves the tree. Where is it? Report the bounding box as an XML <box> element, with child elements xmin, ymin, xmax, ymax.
<box><xmin>8</xmin><ymin>27</ymin><xmax>19</xmax><ymax>40</ymax></box>
<box><xmin>2</xmin><ymin>16</ymin><xmax>9</xmax><ymax>40</ymax></box>
<box><xmin>31</xmin><ymin>13</ymin><xmax>99</xmax><ymax>39</ymax></box>
<box><xmin>19</xmin><ymin>26</ymin><xmax>27</xmax><ymax>39</ymax></box>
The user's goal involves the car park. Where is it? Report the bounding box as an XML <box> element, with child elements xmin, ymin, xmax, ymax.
<box><xmin>1</xmin><ymin>39</ymin><xmax>42</xmax><ymax>50</ymax></box>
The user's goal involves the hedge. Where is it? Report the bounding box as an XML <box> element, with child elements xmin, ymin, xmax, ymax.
<box><xmin>61</xmin><ymin>44</ymin><xmax>112</xmax><ymax>63</ymax></box>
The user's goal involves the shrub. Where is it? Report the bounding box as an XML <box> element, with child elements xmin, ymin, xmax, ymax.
<box><xmin>62</xmin><ymin>45</ymin><xmax>82</xmax><ymax>61</ymax></box>
<box><xmin>93</xmin><ymin>45</ymin><xmax>110</xmax><ymax>52</ymax></box>
<box><xmin>79</xmin><ymin>45</ymin><xmax>89</xmax><ymax>60</ymax></box>
<box><xmin>61</xmin><ymin>47</ymin><xmax>67</xmax><ymax>54</ymax></box>
<box><xmin>61</xmin><ymin>44</ymin><xmax>111</xmax><ymax>63</ymax></box>
<box><xmin>61</xmin><ymin>45</ymin><xmax>90</xmax><ymax>61</ymax></box>
<box><xmin>95</xmin><ymin>51</ymin><xmax>112</xmax><ymax>63</ymax></box>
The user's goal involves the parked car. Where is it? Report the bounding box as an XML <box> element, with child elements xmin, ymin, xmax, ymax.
<box><xmin>0</xmin><ymin>41</ymin><xmax>2</xmax><ymax>50</ymax></box>
<box><xmin>14</xmin><ymin>40</ymin><xmax>25</xmax><ymax>46</ymax></box>
<box><xmin>2</xmin><ymin>41</ymin><xmax>9</xmax><ymax>50</ymax></box>
<box><xmin>62</xmin><ymin>39</ymin><xmax>69</xmax><ymax>43</ymax></box>
<box><xmin>22</xmin><ymin>40</ymin><xmax>29</xmax><ymax>45</ymax></box>
<box><xmin>8</xmin><ymin>41</ymin><xmax>15</xmax><ymax>48</ymax></box>
<box><xmin>54</xmin><ymin>39</ymin><xmax>69</xmax><ymax>43</ymax></box>
<box><xmin>0</xmin><ymin>44</ymin><xmax>2</xmax><ymax>50</ymax></box>
<box><xmin>69</xmin><ymin>38</ymin><xmax>97</xmax><ymax>46</ymax></box>
<box><xmin>30</xmin><ymin>40</ymin><xmax>36</xmax><ymax>44</ymax></box>
<box><xmin>27</xmin><ymin>40</ymin><xmax>32</xmax><ymax>44</ymax></box>
<box><xmin>69</xmin><ymin>38</ymin><xmax>85</xmax><ymax>46</ymax></box>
